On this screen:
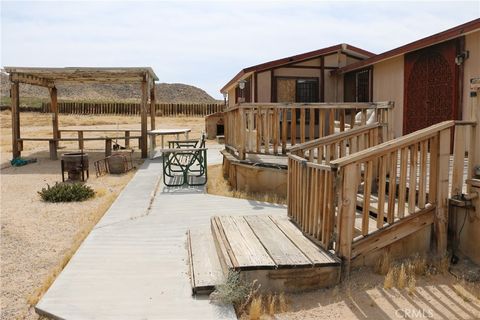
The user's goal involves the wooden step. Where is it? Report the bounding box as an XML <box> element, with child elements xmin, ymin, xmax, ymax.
<box><xmin>211</xmin><ymin>215</ymin><xmax>341</xmax><ymax>293</ymax></box>
<box><xmin>187</xmin><ymin>228</ymin><xmax>225</xmax><ymax>295</ymax></box>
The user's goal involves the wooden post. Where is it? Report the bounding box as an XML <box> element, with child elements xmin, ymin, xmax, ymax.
<box><xmin>435</xmin><ymin>129</ymin><xmax>451</xmax><ymax>256</ymax></box>
<box><xmin>150</xmin><ymin>80</ymin><xmax>156</xmax><ymax>153</ymax></box>
<box><xmin>105</xmin><ymin>138</ymin><xmax>112</xmax><ymax>157</ymax></box>
<box><xmin>125</xmin><ymin>130</ymin><xmax>130</xmax><ymax>148</ymax></box>
<box><xmin>78</xmin><ymin>131</ymin><xmax>84</xmax><ymax>149</ymax></box>
<box><xmin>239</xmin><ymin>108</ymin><xmax>246</xmax><ymax>160</ymax></box>
<box><xmin>150</xmin><ymin>79</ymin><xmax>156</xmax><ymax>130</ymax></box>
<box><xmin>140</xmin><ymin>77</ymin><xmax>148</xmax><ymax>158</ymax></box>
<box><xmin>49</xmin><ymin>140</ymin><xmax>57</xmax><ymax>160</ymax></box>
<box><xmin>337</xmin><ymin>163</ymin><xmax>359</xmax><ymax>277</ymax></box>
<box><xmin>11</xmin><ymin>81</ymin><xmax>20</xmax><ymax>158</ymax></box>
<box><xmin>50</xmin><ymin>87</ymin><xmax>59</xmax><ymax>146</ymax></box>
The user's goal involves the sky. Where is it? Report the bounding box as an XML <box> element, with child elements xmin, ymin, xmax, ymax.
<box><xmin>1</xmin><ymin>1</ymin><xmax>479</xmax><ymax>99</ymax></box>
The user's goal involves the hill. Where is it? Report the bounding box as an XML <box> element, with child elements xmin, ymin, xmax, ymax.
<box><xmin>0</xmin><ymin>71</ymin><xmax>220</xmax><ymax>105</ymax></box>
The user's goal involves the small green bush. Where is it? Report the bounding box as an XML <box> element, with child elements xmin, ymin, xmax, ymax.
<box><xmin>38</xmin><ymin>182</ymin><xmax>95</xmax><ymax>202</ymax></box>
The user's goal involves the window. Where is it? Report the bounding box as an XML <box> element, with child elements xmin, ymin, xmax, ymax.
<box><xmin>344</xmin><ymin>68</ymin><xmax>372</xmax><ymax>102</ymax></box>
<box><xmin>296</xmin><ymin>79</ymin><xmax>319</xmax><ymax>102</ymax></box>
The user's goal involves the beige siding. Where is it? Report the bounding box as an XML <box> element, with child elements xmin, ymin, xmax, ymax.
<box><xmin>274</xmin><ymin>67</ymin><xmax>321</xmax><ymax>78</ymax></box>
<box><xmin>257</xmin><ymin>71</ymin><xmax>271</xmax><ymax>102</ymax></box>
<box><xmin>372</xmin><ymin>56</ymin><xmax>404</xmax><ymax>138</ymax></box>
<box><xmin>291</xmin><ymin>59</ymin><xmax>321</xmax><ymax>67</ymax></box>
<box><xmin>460</xmin><ymin>30</ymin><xmax>480</xmax><ymax>264</ymax></box>
<box><xmin>227</xmin><ymin>87</ymin><xmax>236</xmax><ymax>107</ymax></box>
<box><xmin>462</xmin><ymin>31</ymin><xmax>480</xmax><ymax>121</ymax></box>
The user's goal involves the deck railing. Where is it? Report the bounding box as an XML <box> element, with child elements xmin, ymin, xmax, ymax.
<box><xmin>224</xmin><ymin>102</ymin><xmax>394</xmax><ymax>159</ymax></box>
<box><xmin>287</xmin><ymin>120</ymin><xmax>476</xmax><ymax>271</ymax></box>
<box><xmin>287</xmin><ymin>123</ymin><xmax>385</xmax><ymax>250</ymax></box>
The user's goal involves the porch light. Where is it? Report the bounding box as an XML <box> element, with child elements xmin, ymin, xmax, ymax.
<box><xmin>238</xmin><ymin>80</ymin><xmax>246</xmax><ymax>90</ymax></box>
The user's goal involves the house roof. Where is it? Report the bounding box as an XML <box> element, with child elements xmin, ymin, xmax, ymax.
<box><xmin>336</xmin><ymin>18</ymin><xmax>480</xmax><ymax>75</ymax></box>
<box><xmin>220</xmin><ymin>43</ymin><xmax>375</xmax><ymax>93</ymax></box>
<box><xmin>4</xmin><ymin>67</ymin><xmax>159</xmax><ymax>86</ymax></box>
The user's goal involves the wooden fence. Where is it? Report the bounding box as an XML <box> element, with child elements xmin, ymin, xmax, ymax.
<box><xmin>40</xmin><ymin>102</ymin><xmax>224</xmax><ymax>117</ymax></box>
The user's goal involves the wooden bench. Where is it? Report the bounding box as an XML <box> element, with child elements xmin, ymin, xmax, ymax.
<box><xmin>59</xmin><ymin>129</ymin><xmax>141</xmax><ymax>149</ymax></box>
<box><xmin>18</xmin><ymin>136</ymin><xmax>141</xmax><ymax>160</ymax></box>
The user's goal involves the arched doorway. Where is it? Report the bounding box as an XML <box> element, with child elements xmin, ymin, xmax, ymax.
<box><xmin>403</xmin><ymin>39</ymin><xmax>460</xmax><ymax>135</ymax></box>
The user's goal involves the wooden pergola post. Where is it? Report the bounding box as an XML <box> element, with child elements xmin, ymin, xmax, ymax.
<box><xmin>11</xmin><ymin>81</ymin><xmax>20</xmax><ymax>158</ymax></box>
<box><xmin>150</xmin><ymin>79</ymin><xmax>156</xmax><ymax>130</ymax></box>
<box><xmin>49</xmin><ymin>86</ymin><xmax>59</xmax><ymax>147</ymax></box>
<box><xmin>140</xmin><ymin>76</ymin><xmax>148</xmax><ymax>158</ymax></box>
<box><xmin>149</xmin><ymin>79</ymin><xmax>156</xmax><ymax>154</ymax></box>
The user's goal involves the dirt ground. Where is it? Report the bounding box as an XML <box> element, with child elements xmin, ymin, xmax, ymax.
<box><xmin>277</xmin><ymin>267</ymin><xmax>480</xmax><ymax>320</ymax></box>
<box><xmin>0</xmin><ymin>111</ymin><xmax>207</xmax><ymax>319</ymax></box>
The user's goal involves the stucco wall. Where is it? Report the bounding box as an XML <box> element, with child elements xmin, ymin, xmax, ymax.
<box><xmin>372</xmin><ymin>56</ymin><xmax>404</xmax><ymax>138</ymax></box>
<box><xmin>227</xmin><ymin>87</ymin><xmax>236</xmax><ymax>107</ymax></box>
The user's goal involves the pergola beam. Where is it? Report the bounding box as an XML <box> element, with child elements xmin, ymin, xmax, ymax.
<box><xmin>6</xmin><ymin>67</ymin><xmax>158</xmax><ymax>159</ymax></box>
<box><xmin>10</xmin><ymin>73</ymin><xmax>55</xmax><ymax>88</ymax></box>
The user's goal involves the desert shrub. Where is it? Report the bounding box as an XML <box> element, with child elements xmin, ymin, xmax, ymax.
<box><xmin>38</xmin><ymin>182</ymin><xmax>95</xmax><ymax>202</ymax></box>
<box><xmin>211</xmin><ymin>271</ymin><xmax>253</xmax><ymax>306</ymax></box>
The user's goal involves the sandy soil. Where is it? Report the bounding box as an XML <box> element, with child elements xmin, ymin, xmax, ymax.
<box><xmin>277</xmin><ymin>267</ymin><xmax>480</xmax><ymax>320</ymax></box>
<box><xmin>0</xmin><ymin>111</ymin><xmax>207</xmax><ymax>319</ymax></box>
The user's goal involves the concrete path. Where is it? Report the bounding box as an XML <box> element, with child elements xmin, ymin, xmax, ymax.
<box><xmin>36</xmin><ymin>145</ymin><xmax>287</xmax><ymax>320</ymax></box>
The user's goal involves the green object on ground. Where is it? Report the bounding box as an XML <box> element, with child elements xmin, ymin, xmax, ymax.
<box><xmin>10</xmin><ymin>157</ymin><xmax>37</xmax><ymax>167</ymax></box>
<box><xmin>38</xmin><ymin>182</ymin><xmax>95</xmax><ymax>202</ymax></box>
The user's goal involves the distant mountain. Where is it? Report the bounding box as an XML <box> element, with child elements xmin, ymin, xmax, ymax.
<box><xmin>0</xmin><ymin>71</ymin><xmax>220</xmax><ymax>104</ymax></box>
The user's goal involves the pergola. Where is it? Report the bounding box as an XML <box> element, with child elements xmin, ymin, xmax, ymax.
<box><xmin>4</xmin><ymin>67</ymin><xmax>159</xmax><ymax>158</ymax></box>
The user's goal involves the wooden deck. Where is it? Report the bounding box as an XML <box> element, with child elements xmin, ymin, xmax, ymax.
<box><xmin>198</xmin><ymin>215</ymin><xmax>341</xmax><ymax>293</ymax></box>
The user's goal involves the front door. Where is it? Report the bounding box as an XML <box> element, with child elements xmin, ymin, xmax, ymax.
<box><xmin>403</xmin><ymin>39</ymin><xmax>460</xmax><ymax>135</ymax></box>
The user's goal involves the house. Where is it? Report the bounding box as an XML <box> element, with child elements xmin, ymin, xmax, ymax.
<box><xmin>221</xmin><ymin>19</ymin><xmax>479</xmax><ymax>139</ymax></box>
<box><xmin>221</xmin><ymin>19</ymin><xmax>480</xmax><ymax>268</ymax></box>
<box><xmin>337</xmin><ymin>18</ymin><xmax>480</xmax><ymax>138</ymax></box>
<box><xmin>220</xmin><ymin>44</ymin><xmax>374</xmax><ymax>107</ymax></box>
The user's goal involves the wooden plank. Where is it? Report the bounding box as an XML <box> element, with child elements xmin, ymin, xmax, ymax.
<box><xmin>336</xmin><ymin>163</ymin><xmax>359</xmax><ymax>272</ymax></box>
<box><xmin>244</xmin><ymin>215</ymin><xmax>311</xmax><ymax>267</ymax></box>
<box><xmin>11</xmin><ymin>82</ymin><xmax>20</xmax><ymax>158</ymax></box>
<box><xmin>435</xmin><ymin>129</ymin><xmax>450</xmax><ymax>255</ymax></box>
<box><xmin>451</xmin><ymin>125</ymin><xmax>465</xmax><ymax>196</ymax></box>
<box><xmin>218</xmin><ymin>216</ymin><xmax>275</xmax><ymax>268</ymax></box>
<box><xmin>140</xmin><ymin>79</ymin><xmax>148</xmax><ymax>158</ymax></box>
<box><xmin>397</xmin><ymin>147</ymin><xmax>408</xmax><ymax>218</ymax></box>
<box><xmin>270</xmin><ymin>216</ymin><xmax>339</xmax><ymax>266</ymax></box>
<box><xmin>418</xmin><ymin>140</ymin><xmax>427</xmax><ymax>209</ymax></box>
<box><xmin>351</xmin><ymin>206</ymin><xmax>434</xmax><ymax>259</ymax></box>
<box><xmin>362</xmin><ymin>161</ymin><xmax>373</xmax><ymax>236</ymax></box>
<box><xmin>188</xmin><ymin>228</ymin><xmax>225</xmax><ymax>294</ymax></box>
<box><xmin>387</xmin><ymin>150</ymin><xmax>397</xmax><ymax>223</ymax></box>
<box><xmin>211</xmin><ymin>217</ymin><xmax>235</xmax><ymax>272</ymax></box>
<box><xmin>377</xmin><ymin>155</ymin><xmax>387</xmax><ymax>228</ymax></box>
<box><xmin>408</xmin><ymin>144</ymin><xmax>418</xmax><ymax>214</ymax></box>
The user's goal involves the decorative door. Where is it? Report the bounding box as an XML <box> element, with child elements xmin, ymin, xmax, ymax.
<box><xmin>404</xmin><ymin>39</ymin><xmax>460</xmax><ymax>134</ymax></box>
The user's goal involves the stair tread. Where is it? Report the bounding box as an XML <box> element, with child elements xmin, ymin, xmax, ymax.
<box><xmin>188</xmin><ymin>228</ymin><xmax>225</xmax><ymax>295</ymax></box>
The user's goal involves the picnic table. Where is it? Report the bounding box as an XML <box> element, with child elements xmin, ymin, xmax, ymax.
<box><xmin>148</xmin><ymin>128</ymin><xmax>191</xmax><ymax>158</ymax></box>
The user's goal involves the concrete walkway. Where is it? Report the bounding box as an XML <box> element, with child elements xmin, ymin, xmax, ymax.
<box><xmin>36</xmin><ymin>145</ymin><xmax>287</xmax><ymax>320</ymax></box>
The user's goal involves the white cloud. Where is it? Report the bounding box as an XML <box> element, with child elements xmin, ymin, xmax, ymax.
<box><xmin>1</xmin><ymin>1</ymin><xmax>479</xmax><ymax>98</ymax></box>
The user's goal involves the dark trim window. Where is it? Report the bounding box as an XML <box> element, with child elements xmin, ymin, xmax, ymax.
<box><xmin>296</xmin><ymin>79</ymin><xmax>319</xmax><ymax>102</ymax></box>
<box><xmin>344</xmin><ymin>68</ymin><xmax>372</xmax><ymax>102</ymax></box>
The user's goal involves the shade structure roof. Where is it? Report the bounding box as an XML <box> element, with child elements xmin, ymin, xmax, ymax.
<box><xmin>3</xmin><ymin>67</ymin><xmax>159</xmax><ymax>87</ymax></box>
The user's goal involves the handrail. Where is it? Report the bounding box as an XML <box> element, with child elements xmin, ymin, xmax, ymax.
<box><xmin>289</xmin><ymin>123</ymin><xmax>381</xmax><ymax>153</ymax></box>
<box><xmin>225</xmin><ymin>101</ymin><xmax>394</xmax><ymax>112</ymax></box>
<box><xmin>330</xmin><ymin>120</ymin><xmax>455</xmax><ymax>168</ymax></box>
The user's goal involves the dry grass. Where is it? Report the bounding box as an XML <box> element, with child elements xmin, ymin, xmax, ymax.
<box><xmin>206</xmin><ymin>164</ymin><xmax>286</xmax><ymax>205</ymax></box>
<box><xmin>383</xmin><ymin>254</ymin><xmax>435</xmax><ymax>291</ymax></box>
<box><xmin>248</xmin><ymin>295</ymin><xmax>263</xmax><ymax>320</ymax></box>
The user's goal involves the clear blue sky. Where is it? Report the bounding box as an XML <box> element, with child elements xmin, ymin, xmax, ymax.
<box><xmin>1</xmin><ymin>1</ymin><xmax>479</xmax><ymax>99</ymax></box>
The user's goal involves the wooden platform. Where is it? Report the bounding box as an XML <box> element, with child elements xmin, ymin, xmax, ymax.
<box><xmin>205</xmin><ymin>215</ymin><xmax>341</xmax><ymax>293</ymax></box>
